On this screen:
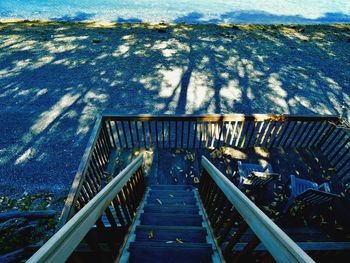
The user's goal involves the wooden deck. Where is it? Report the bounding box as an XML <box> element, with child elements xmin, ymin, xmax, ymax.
<box><xmin>111</xmin><ymin>146</ymin><xmax>350</xmax><ymax>247</ymax></box>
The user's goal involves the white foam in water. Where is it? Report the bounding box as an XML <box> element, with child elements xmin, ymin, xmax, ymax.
<box><xmin>0</xmin><ymin>0</ymin><xmax>349</xmax><ymax>23</ymax></box>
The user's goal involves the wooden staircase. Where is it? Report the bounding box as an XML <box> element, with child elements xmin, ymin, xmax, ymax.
<box><xmin>119</xmin><ymin>185</ymin><xmax>221</xmax><ymax>263</ymax></box>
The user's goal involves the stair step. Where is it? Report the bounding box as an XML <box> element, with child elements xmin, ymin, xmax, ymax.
<box><xmin>150</xmin><ymin>185</ymin><xmax>193</xmax><ymax>191</ymax></box>
<box><xmin>129</xmin><ymin>241</ymin><xmax>212</xmax><ymax>263</ymax></box>
<box><xmin>141</xmin><ymin>213</ymin><xmax>203</xmax><ymax>226</ymax></box>
<box><xmin>147</xmin><ymin>196</ymin><xmax>196</xmax><ymax>205</ymax></box>
<box><xmin>135</xmin><ymin>225</ymin><xmax>207</xmax><ymax>243</ymax></box>
<box><xmin>149</xmin><ymin>190</ymin><xmax>195</xmax><ymax>198</ymax></box>
<box><xmin>143</xmin><ymin>204</ymin><xmax>199</xmax><ymax>214</ymax></box>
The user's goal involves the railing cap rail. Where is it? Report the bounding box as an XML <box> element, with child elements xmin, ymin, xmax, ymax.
<box><xmin>102</xmin><ymin>113</ymin><xmax>340</xmax><ymax>122</ymax></box>
<box><xmin>201</xmin><ymin>156</ymin><xmax>315</xmax><ymax>263</ymax></box>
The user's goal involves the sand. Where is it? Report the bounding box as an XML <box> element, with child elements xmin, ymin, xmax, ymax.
<box><xmin>0</xmin><ymin>21</ymin><xmax>349</xmax><ymax>202</ymax></box>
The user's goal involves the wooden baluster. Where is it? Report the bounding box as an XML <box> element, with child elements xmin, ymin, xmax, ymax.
<box><xmin>231</xmin><ymin>235</ymin><xmax>260</xmax><ymax>263</ymax></box>
<box><xmin>135</xmin><ymin>121</ymin><xmax>140</xmax><ymax>148</ymax></box>
<box><xmin>236</xmin><ymin>120</ymin><xmax>245</xmax><ymax>148</ymax></box>
<box><xmin>162</xmin><ymin>121</ymin><xmax>165</xmax><ymax>148</ymax></box>
<box><xmin>119</xmin><ymin>189</ymin><xmax>133</xmax><ymax>222</ymax></box>
<box><xmin>224</xmin><ymin>121</ymin><xmax>231</xmax><ymax>146</ymax></box>
<box><xmin>321</xmin><ymin>128</ymin><xmax>342</xmax><ymax>151</ymax></box>
<box><xmin>327</xmin><ymin>131</ymin><xmax>346</xmax><ymax>156</ymax></box>
<box><xmin>276</xmin><ymin>121</ymin><xmax>290</xmax><ymax>147</ymax></box>
<box><xmin>240</xmin><ymin>120</ymin><xmax>250</xmax><ymax>148</ymax></box>
<box><xmin>107</xmin><ymin>121</ymin><xmax>116</xmax><ymax>148</ymax></box>
<box><xmin>121</xmin><ymin>121</ymin><xmax>129</xmax><ymax>148</ymax></box>
<box><xmin>142</xmin><ymin>121</ymin><xmax>147</xmax><ymax>149</ymax></box>
<box><xmin>246</xmin><ymin>121</ymin><xmax>257</xmax><ymax>147</ymax></box>
<box><xmin>211</xmin><ymin>122</ymin><xmax>218</xmax><ymax>148</ymax></box>
<box><xmin>317</xmin><ymin>122</ymin><xmax>336</xmax><ymax>148</ymax></box>
<box><xmin>223</xmin><ymin>221</ymin><xmax>248</xmax><ymax>258</ymax></box>
<box><xmin>114</xmin><ymin>121</ymin><xmax>122</xmax><ymax>147</ymax></box>
<box><xmin>230</xmin><ymin>121</ymin><xmax>238</xmax><ymax>146</ymax></box>
<box><xmin>282</xmin><ymin>121</ymin><xmax>297</xmax><ymax>147</ymax></box>
<box><xmin>299</xmin><ymin>121</ymin><xmax>316</xmax><ymax>147</ymax></box>
<box><xmin>217</xmin><ymin>209</ymin><xmax>239</xmax><ymax>244</ymax></box>
<box><xmin>155</xmin><ymin>120</ymin><xmax>159</xmax><ymax>147</ymax></box>
<box><xmin>269</xmin><ymin>121</ymin><xmax>283</xmax><ymax>147</ymax></box>
<box><xmin>117</xmin><ymin>191</ymin><xmax>131</xmax><ymax>225</ymax></box>
<box><xmin>104</xmin><ymin>206</ymin><xmax>118</xmax><ymax>231</ymax></box>
<box><xmin>168</xmin><ymin>121</ymin><xmax>171</xmax><ymax>148</ymax></box>
<box><xmin>181</xmin><ymin>120</ymin><xmax>184</xmax><ymax>148</ymax></box>
<box><xmin>187</xmin><ymin>120</ymin><xmax>191</xmax><ymax>148</ymax></box>
<box><xmin>209</xmin><ymin>191</ymin><xmax>225</xmax><ymax>219</ymax></box>
<box><xmin>128</xmin><ymin>121</ymin><xmax>135</xmax><ymax>148</ymax></box>
<box><xmin>175</xmin><ymin>121</ymin><xmax>178</xmax><ymax>148</ymax></box>
<box><xmin>329</xmin><ymin>136</ymin><xmax>349</xmax><ymax>163</ymax></box>
<box><xmin>111</xmin><ymin>198</ymin><xmax>126</xmax><ymax>230</ymax></box>
<box><xmin>212</xmin><ymin>199</ymin><xmax>230</xmax><ymax>229</ymax></box>
<box><xmin>306</xmin><ymin>121</ymin><xmax>323</xmax><ymax>148</ymax></box>
<box><xmin>193</xmin><ymin>120</ymin><xmax>198</xmax><ymax>148</ymax></box>
<box><xmin>148</xmin><ymin>120</ymin><xmax>153</xmax><ymax>148</ymax></box>
<box><xmin>217</xmin><ymin>121</ymin><xmax>224</xmax><ymax>147</ymax></box>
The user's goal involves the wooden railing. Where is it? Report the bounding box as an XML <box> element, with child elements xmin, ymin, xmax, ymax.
<box><xmin>60</xmin><ymin>114</ymin><xmax>350</xmax><ymax>227</ymax></box>
<box><xmin>102</xmin><ymin>113</ymin><xmax>349</xmax><ymax>182</ymax></box>
<box><xmin>28</xmin><ymin>154</ymin><xmax>146</xmax><ymax>263</ymax></box>
<box><xmin>59</xmin><ymin>115</ymin><xmax>114</xmax><ymax>226</ymax></box>
<box><xmin>199</xmin><ymin>156</ymin><xmax>315</xmax><ymax>263</ymax></box>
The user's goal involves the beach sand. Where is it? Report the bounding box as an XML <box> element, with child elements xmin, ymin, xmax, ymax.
<box><xmin>0</xmin><ymin>21</ymin><xmax>349</xmax><ymax>201</ymax></box>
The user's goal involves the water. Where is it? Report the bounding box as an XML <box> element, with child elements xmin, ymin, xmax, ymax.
<box><xmin>0</xmin><ymin>0</ymin><xmax>349</xmax><ymax>23</ymax></box>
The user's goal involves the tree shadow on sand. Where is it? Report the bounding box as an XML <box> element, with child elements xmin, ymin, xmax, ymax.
<box><xmin>0</xmin><ymin>21</ymin><xmax>349</xmax><ymax>201</ymax></box>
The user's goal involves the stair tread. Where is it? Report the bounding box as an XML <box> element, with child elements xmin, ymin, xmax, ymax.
<box><xmin>129</xmin><ymin>242</ymin><xmax>212</xmax><ymax>263</ymax></box>
<box><xmin>143</xmin><ymin>205</ymin><xmax>199</xmax><ymax>214</ymax></box>
<box><xmin>150</xmin><ymin>185</ymin><xmax>194</xmax><ymax>190</ymax></box>
<box><xmin>136</xmin><ymin>225</ymin><xmax>207</xmax><ymax>242</ymax></box>
<box><xmin>149</xmin><ymin>189</ymin><xmax>194</xmax><ymax>194</ymax></box>
<box><xmin>141</xmin><ymin>213</ymin><xmax>202</xmax><ymax>218</ymax></box>
<box><xmin>130</xmin><ymin>241</ymin><xmax>212</xmax><ymax>248</ymax></box>
<box><xmin>149</xmin><ymin>191</ymin><xmax>195</xmax><ymax>197</ymax></box>
<box><xmin>144</xmin><ymin>204</ymin><xmax>198</xmax><ymax>209</ymax></box>
<box><xmin>141</xmin><ymin>213</ymin><xmax>203</xmax><ymax>226</ymax></box>
<box><xmin>146</xmin><ymin>200</ymin><xmax>196</xmax><ymax>205</ymax></box>
<box><xmin>136</xmin><ymin>225</ymin><xmax>206</xmax><ymax>231</ymax></box>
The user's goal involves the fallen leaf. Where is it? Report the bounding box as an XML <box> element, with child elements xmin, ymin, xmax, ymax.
<box><xmin>134</xmin><ymin>151</ymin><xmax>140</xmax><ymax>156</ymax></box>
<box><xmin>176</xmin><ymin>238</ymin><xmax>184</xmax><ymax>243</ymax></box>
<box><xmin>156</xmin><ymin>198</ymin><xmax>162</xmax><ymax>205</ymax></box>
<box><xmin>193</xmin><ymin>177</ymin><xmax>199</xmax><ymax>184</ymax></box>
<box><xmin>169</xmin><ymin>194</ymin><xmax>174</xmax><ymax>198</ymax></box>
<box><xmin>166</xmin><ymin>241</ymin><xmax>174</xmax><ymax>244</ymax></box>
<box><xmin>148</xmin><ymin>230</ymin><xmax>154</xmax><ymax>239</ymax></box>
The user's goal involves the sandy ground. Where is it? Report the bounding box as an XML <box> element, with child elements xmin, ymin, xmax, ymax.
<box><xmin>0</xmin><ymin>21</ymin><xmax>349</xmax><ymax>201</ymax></box>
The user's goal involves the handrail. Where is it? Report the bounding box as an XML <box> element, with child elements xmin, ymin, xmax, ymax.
<box><xmin>201</xmin><ymin>156</ymin><xmax>315</xmax><ymax>263</ymax></box>
<box><xmin>27</xmin><ymin>154</ymin><xmax>144</xmax><ymax>263</ymax></box>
